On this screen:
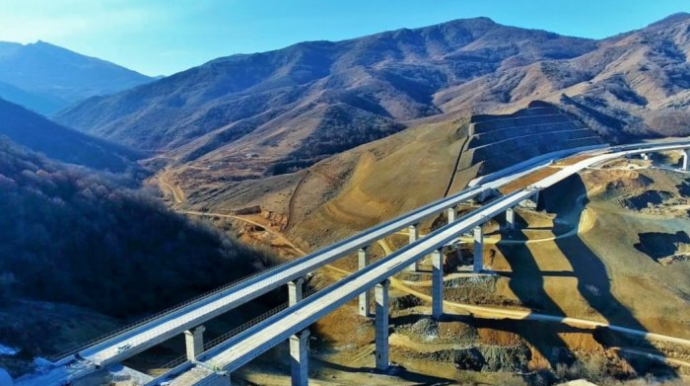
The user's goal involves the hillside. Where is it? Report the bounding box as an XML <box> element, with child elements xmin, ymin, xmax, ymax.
<box><xmin>439</xmin><ymin>12</ymin><xmax>690</xmax><ymax>141</ymax></box>
<box><xmin>55</xmin><ymin>17</ymin><xmax>596</xmax><ymax>176</ymax></box>
<box><xmin>299</xmin><ymin>163</ymin><xmax>690</xmax><ymax>385</ymax></box>
<box><xmin>0</xmin><ymin>41</ymin><xmax>154</xmax><ymax>114</ymax></box>
<box><xmin>0</xmin><ymin>80</ymin><xmax>64</xmax><ymax>115</ymax></box>
<box><xmin>168</xmin><ymin>102</ymin><xmax>605</xmax><ymax>250</ymax></box>
<box><xmin>0</xmin><ymin>139</ymin><xmax>276</xmax><ymax>365</ymax></box>
<box><xmin>0</xmin><ymin>97</ymin><xmax>142</xmax><ymax>172</ymax></box>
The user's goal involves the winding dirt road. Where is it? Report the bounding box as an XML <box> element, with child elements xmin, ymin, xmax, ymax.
<box><xmin>157</xmin><ymin>169</ymin><xmax>185</xmax><ymax>205</ymax></box>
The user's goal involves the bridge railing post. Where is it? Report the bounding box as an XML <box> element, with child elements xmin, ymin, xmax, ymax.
<box><xmin>358</xmin><ymin>247</ymin><xmax>371</xmax><ymax>317</ymax></box>
<box><xmin>473</xmin><ymin>225</ymin><xmax>484</xmax><ymax>273</ymax></box>
<box><xmin>431</xmin><ymin>248</ymin><xmax>444</xmax><ymax>319</ymax></box>
<box><xmin>407</xmin><ymin>224</ymin><xmax>420</xmax><ymax>271</ymax></box>
<box><xmin>375</xmin><ymin>279</ymin><xmax>390</xmax><ymax>371</ymax></box>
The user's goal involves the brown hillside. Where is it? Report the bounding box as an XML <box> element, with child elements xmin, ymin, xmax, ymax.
<box><xmin>167</xmin><ymin>102</ymin><xmax>604</xmax><ymax>251</ymax></box>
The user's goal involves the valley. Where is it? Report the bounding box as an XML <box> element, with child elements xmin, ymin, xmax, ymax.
<box><xmin>1</xmin><ymin>8</ymin><xmax>690</xmax><ymax>386</ymax></box>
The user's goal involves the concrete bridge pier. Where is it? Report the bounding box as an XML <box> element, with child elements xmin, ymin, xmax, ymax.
<box><xmin>288</xmin><ymin>278</ymin><xmax>305</xmax><ymax>306</ymax></box>
<box><xmin>530</xmin><ymin>190</ymin><xmax>540</xmax><ymax>209</ymax></box>
<box><xmin>213</xmin><ymin>372</ymin><xmax>232</xmax><ymax>386</ymax></box>
<box><xmin>407</xmin><ymin>224</ymin><xmax>420</xmax><ymax>271</ymax></box>
<box><xmin>505</xmin><ymin>207</ymin><xmax>515</xmax><ymax>230</ymax></box>
<box><xmin>641</xmin><ymin>153</ymin><xmax>650</xmax><ymax>161</ymax></box>
<box><xmin>375</xmin><ymin>279</ymin><xmax>390</xmax><ymax>371</ymax></box>
<box><xmin>473</xmin><ymin>225</ymin><xmax>484</xmax><ymax>272</ymax></box>
<box><xmin>446</xmin><ymin>207</ymin><xmax>456</xmax><ymax>224</ymax></box>
<box><xmin>358</xmin><ymin>247</ymin><xmax>371</xmax><ymax>317</ymax></box>
<box><xmin>288</xmin><ymin>278</ymin><xmax>310</xmax><ymax>385</ymax></box>
<box><xmin>184</xmin><ymin>325</ymin><xmax>206</xmax><ymax>361</ymax></box>
<box><xmin>431</xmin><ymin>248</ymin><xmax>444</xmax><ymax>319</ymax></box>
<box><xmin>290</xmin><ymin>329</ymin><xmax>310</xmax><ymax>386</ymax></box>
<box><xmin>519</xmin><ymin>189</ymin><xmax>540</xmax><ymax>210</ymax></box>
<box><xmin>682</xmin><ymin>149</ymin><xmax>689</xmax><ymax>171</ymax></box>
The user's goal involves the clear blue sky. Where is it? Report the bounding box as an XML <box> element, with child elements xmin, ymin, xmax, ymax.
<box><xmin>0</xmin><ymin>0</ymin><xmax>687</xmax><ymax>76</ymax></box>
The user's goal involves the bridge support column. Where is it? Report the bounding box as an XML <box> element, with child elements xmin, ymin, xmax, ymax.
<box><xmin>446</xmin><ymin>207</ymin><xmax>456</xmax><ymax>224</ymax></box>
<box><xmin>431</xmin><ymin>248</ymin><xmax>444</xmax><ymax>319</ymax></box>
<box><xmin>473</xmin><ymin>226</ymin><xmax>484</xmax><ymax>273</ymax></box>
<box><xmin>641</xmin><ymin>153</ymin><xmax>650</xmax><ymax>161</ymax></box>
<box><xmin>531</xmin><ymin>190</ymin><xmax>540</xmax><ymax>209</ymax></box>
<box><xmin>358</xmin><ymin>247</ymin><xmax>371</xmax><ymax>317</ymax></box>
<box><xmin>407</xmin><ymin>224</ymin><xmax>419</xmax><ymax>271</ymax></box>
<box><xmin>214</xmin><ymin>372</ymin><xmax>232</xmax><ymax>386</ymax></box>
<box><xmin>184</xmin><ymin>325</ymin><xmax>206</xmax><ymax>361</ymax></box>
<box><xmin>505</xmin><ymin>207</ymin><xmax>515</xmax><ymax>230</ymax></box>
<box><xmin>520</xmin><ymin>189</ymin><xmax>540</xmax><ymax>210</ymax></box>
<box><xmin>290</xmin><ymin>329</ymin><xmax>310</xmax><ymax>386</ymax></box>
<box><xmin>682</xmin><ymin>150</ymin><xmax>689</xmax><ymax>171</ymax></box>
<box><xmin>288</xmin><ymin>278</ymin><xmax>305</xmax><ymax>306</ymax></box>
<box><xmin>375</xmin><ymin>279</ymin><xmax>390</xmax><ymax>371</ymax></box>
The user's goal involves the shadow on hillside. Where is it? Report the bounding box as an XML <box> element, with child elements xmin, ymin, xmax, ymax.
<box><xmin>312</xmin><ymin>357</ymin><xmax>455</xmax><ymax>385</ymax></box>
<box><xmin>494</xmin><ymin>213</ymin><xmax>576</xmax><ymax>369</ymax></box>
<box><xmin>542</xmin><ymin>175</ymin><xmax>677</xmax><ymax>378</ymax></box>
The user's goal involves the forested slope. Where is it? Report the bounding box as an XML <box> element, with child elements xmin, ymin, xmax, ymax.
<box><xmin>0</xmin><ymin>139</ymin><xmax>272</xmax><ymax>317</ymax></box>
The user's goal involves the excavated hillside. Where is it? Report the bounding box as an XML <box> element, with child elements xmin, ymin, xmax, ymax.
<box><xmin>464</xmin><ymin>101</ymin><xmax>605</xmax><ymax>175</ymax></box>
<box><xmin>160</xmin><ymin>102</ymin><xmax>605</xmax><ymax>253</ymax></box>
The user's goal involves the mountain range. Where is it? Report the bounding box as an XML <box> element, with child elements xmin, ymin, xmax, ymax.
<box><xmin>53</xmin><ymin>13</ymin><xmax>690</xmax><ymax>183</ymax></box>
<box><xmin>0</xmin><ymin>41</ymin><xmax>155</xmax><ymax>114</ymax></box>
<box><xmin>0</xmin><ymin>97</ymin><xmax>141</xmax><ymax>172</ymax></box>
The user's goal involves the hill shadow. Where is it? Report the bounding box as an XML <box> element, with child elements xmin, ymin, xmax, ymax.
<box><xmin>494</xmin><ymin>212</ymin><xmax>576</xmax><ymax>369</ymax></box>
<box><xmin>542</xmin><ymin>175</ymin><xmax>677</xmax><ymax>378</ymax></box>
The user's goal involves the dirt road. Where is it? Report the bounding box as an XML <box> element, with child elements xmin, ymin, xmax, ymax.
<box><xmin>322</xmin><ymin>264</ymin><xmax>690</xmax><ymax>348</ymax></box>
<box><xmin>180</xmin><ymin>210</ymin><xmax>306</xmax><ymax>255</ymax></box>
<box><xmin>157</xmin><ymin>169</ymin><xmax>185</xmax><ymax>205</ymax></box>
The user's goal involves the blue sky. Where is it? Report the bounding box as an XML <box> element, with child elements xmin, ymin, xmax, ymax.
<box><xmin>0</xmin><ymin>0</ymin><xmax>687</xmax><ymax>76</ymax></box>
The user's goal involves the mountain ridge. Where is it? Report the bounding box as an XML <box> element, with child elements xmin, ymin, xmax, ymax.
<box><xmin>0</xmin><ymin>40</ymin><xmax>155</xmax><ymax>114</ymax></box>
<box><xmin>55</xmin><ymin>17</ymin><xmax>599</xmax><ymax>180</ymax></box>
<box><xmin>0</xmin><ymin>97</ymin><xmax>142</xmax><ymax>172</ymax></box>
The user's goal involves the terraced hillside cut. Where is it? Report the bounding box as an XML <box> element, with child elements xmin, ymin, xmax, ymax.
<box><xmin>464</xmin><ymin>101</ymin><xmax>606</xmax><ymax>175</ymax></box>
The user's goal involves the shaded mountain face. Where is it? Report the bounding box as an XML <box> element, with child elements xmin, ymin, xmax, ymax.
<box><xmin>0</xmin><ymin>80</ymin><xmax>64</xmax><ymax>114</ymax></box>
<box><xmin>55</xmin><ymin>17</ymin><xmax>597</xmax><ymax>178</ymax></box>
<box><xmin>0</xmin><ymin>41</ymin><xmax>154</xmax><ymax>114</ymax></box>
<box><xmin>0</xmin><ymin>97</ymin><xmax>142</xmax><ymax>172</ymax></box>
<box><xmin>0</xmin><ymin>138</ymin><xmax>271</xmax><ymax>318</ymax></box>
